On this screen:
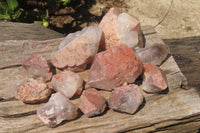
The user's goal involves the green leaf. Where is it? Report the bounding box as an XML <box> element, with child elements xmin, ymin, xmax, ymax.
<box><xmin>0</xmin><ymin>2</ymin><xmax>9</xmax><ymax>10</ymax></box>
<box><xmin>63</xmin><ymin>0</ymin><xmax>71</xmax><ymax>5</ymax></box>
<box><xmin>6</xmin><ymin>0</ymin><xmax>19</xmax><ymax>10</ymax></box>
<box><xmin>43</xmin><ymin>21</ymin><xmax>49</xmax><ymax>27</ymax></box>
<box><xmin>34</xmin><ymin>21</ymin><xmax>43</xmax><ymax>24</ymax></box>
<box><xmin>0</xmin><ymin>13</ymin><xmax>11</xmax><ymax>20</ymax></box>
<box><xmin>12</xmin><ymin>9</ymin><xmax>22</xmax><ymax>20</ymax></box>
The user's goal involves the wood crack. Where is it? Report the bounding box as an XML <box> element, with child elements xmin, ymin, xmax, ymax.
<box><xmin>1</xmin><ymin>110</ymin><xmax>36</xmax><ymax>118</ymax></box>
<box><xmin>0</xmin><ymin>64</ymin><xmax>21</xmax><ymax>70</ymax></box>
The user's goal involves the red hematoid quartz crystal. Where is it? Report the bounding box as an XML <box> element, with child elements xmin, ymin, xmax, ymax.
<box><xmin>99</xmin><ymin>7</ymin><xmax>143</xmax><ymax>49</ymax></box>
<box><xmin>143</xmin><ymin>63</ymin><xmax>168</xmax><ymax>93</ymax></box>
<box><xmin>88</xmin><ymin>44</ymin><xmax>143</xmax><ymax>91</ymax></box>
<box><xmin>37</xmin><ymin>92</ymin><xmax>78</xmax><ymax>128</ymax></box>
<box><xmin>16</xmin><ymin>78</ymin><xmax>51</xmax><ymax>103</ymax></box>
<box><xmin>78</xmin><ymin>88</ymin><xmax>107</xmax><ymax>117</ymax></box>
<box><xmin>51</xmin><ymin>26</ymin><xmax>103</xmax><ymax>72</ymax></box>
<box><xmin>109</xmin><ymin>84</ymin><xmax>144</xmax><ymax>114</ymax></box>
<box><xmin>22</xmin><ymin>53</ymin><xmax>52</xmax><ymax>82</ymax></box>
<box><xmin>51</xmin><ymin>71</ymin><xmax>83</xmax><ymax>99</ymax></box>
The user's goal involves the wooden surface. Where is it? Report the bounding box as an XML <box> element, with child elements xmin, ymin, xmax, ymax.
<box><xmin>0</xmin><ymin>24</ymin><xmax>200</xmax><ymax>133</ymax></box>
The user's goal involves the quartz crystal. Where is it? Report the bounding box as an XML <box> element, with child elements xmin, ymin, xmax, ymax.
<box><xmin>16</xmin><ymin>78</ymin><xmax>51</xmax><ymax>103</ymax></box>
<box><xmin>109</xmin><ymin>84</ymin><xmax>144</xmax><ymax>114</ymax></box>
<box><xmin>52</xmin><ymin>26</ymin><xmax>103</xmax><ymax>72</ymax></box>
<box><xmin>143</xmin><ymin>63</ymin><xmax>168</xmax><ymax>93</ymax></box>
<box><xmin>78</xmin><ymin>88</ymin><xmax>106</xmax><ymax>117</ymax></box>
<box><xmin>88</xmin><ymin>44</ymin><xmax>143</xmax><ymax>91</ymax></box>
<box><xmin>51</xmin><ymin>71</ymin><xmax>83</xmax><ymax>98</ymax></box>
<box><xmin>37</xmin><ymin>92</ymin><xmax>78</xmax><ymax>127</ymax></box>
<box><xmin>99</xmin><ymin>8</ymin><xmax>143</xmax><ymax>49</ymax></box>
<box><xmin>22</xmin><ymin>53</ymin><xmax>52</xmax><ymax>82</ymax></box>
<box><xmin>136</xmin><ymin>43</ymin><xmax>169</xmax><ymax>65</ymax></box>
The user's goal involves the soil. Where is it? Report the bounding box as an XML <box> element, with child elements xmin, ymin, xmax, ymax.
<box><xmin>47</xmin><ymin>0</ymin><xmax>200</xmax><ymax>39</ymax></box>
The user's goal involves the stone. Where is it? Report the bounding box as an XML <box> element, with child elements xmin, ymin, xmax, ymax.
<box><xmin>88</xmin><ymin>44</ymin><xmax>143</xmax><ymax>91</ymax></box>
<box><xmin>99</xmin><ymin>7</ymin><xmax>143</xmax><ymax>50</ymax></box>
<box><xmin>108</xmin><ymin>84</ymin><xmax>144</xmax><ymax>114</ymax></box>
<box><xmin>143</xmin><ymin>63</ymin><xmax>168</xmax><ymax>93</ymax></box>
<box><xmin>37</xmin><ymin>92</ymin><xmax>78</xmax><ymax>127</ymax></box>
<box><xmin>78</xmin><ymin>88</ymin><xmax>107</xmax><ymax>117</ymax></box>
<box><xmin>22</xmin><ymin>53</ymin><xmax>52</xmax><ymax>82</ymax></box>
<box><xmin>135</xmin><ymin>43</ymin><xmax>169</xmax><ymax>65</ymax></box>
<box><xmin>16</xmin><ymin>78</ymin><xmax>51</xmax><ymax>103</ymax></box>
<box><xmin>51</xmin><ymin>71</ymin><xmax>83</xmax><ymax>99</ymax></box>
<box><xmin>51</xmin><ymin>26</ymin><xmax>103</xmax><ymax>72</ymax></box>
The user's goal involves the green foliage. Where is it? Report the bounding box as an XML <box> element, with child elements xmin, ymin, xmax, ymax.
<box><xmin>0</xmin><ymin>0</ymin><xmax>23</xmax><ymax>21</ymax></box>
<box><xmin>34</xmin><ymin>9</ymin><xmax>49</xmax><ymax>27</ymax></box>
<box><xmin>62</xmin><ymin>0</ymin><xmax>71</xmax><ymax>6</ymax></box>
<box><xmin>0</xmin><ymin>0</ymin><xmax>71</xmax><ymax>27</ymax></box>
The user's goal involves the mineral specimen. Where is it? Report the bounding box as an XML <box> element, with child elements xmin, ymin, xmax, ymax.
<box><xmin>78</xmin><ymin>88</ymin><xmax>107</xmax><ymax>117</ymax></box>
<box><xmin>52</xmin><ymin>26</ymin><xmax>103</xmax><ymax>72</ymax></box>
<box><xmin>37</xmin><ymin>92</ymin><xmax>78</xmax><ymax>127</ymax></box>
<box><xmin>88</xmin><ymin>44</ymin><xmax>143</xmax><ymax>91</ymax></box>
<box><xmin>16</xmin><ymin>78</ymin><xmax>51</xmax><ymax>103</ymax></box>
<box><xmin>143</xmin><ymin>63</ymin><xmax>168</xmax><ymax>93</ymax></box>
<box><xmin>99</xmin><ymin>7</ymin><xmax>143</xmax><ymax>49</ymax></box>
<box><xmin>135</xmin><ymin>43</ymin><xmax>169</xmax><ymax>65</ymax></box>
<box><xmin>22</xmin><ymin>53</ymin><xmax>52</xmax><ymax>82</ymax></box>
<box><xmin>51</xmin><ymin>71</ymin><xmax>83</xmax><ymax>98</ymax></box>
<box><xmin>108</xmin><ymin>84</ymin><xmax>144</xmax><ymax>114</ymax></box>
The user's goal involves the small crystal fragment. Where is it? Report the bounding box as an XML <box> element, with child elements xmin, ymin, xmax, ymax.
<box><xmin>109</xmin><ymin>84</ymin><xmax>144</xmax><ymax>114</ymax></box>
<box><xmin>99</xmin><ymin>8</ymin><xmax>143</xmax><ymax>49</ymax></box>
<box><xmin>143</xmin><ymin>63</ymin><xmax>168</xmax><ymax>93</ymax></box>
<box><xmin>88</xmin><ymin>44</ymin><xmax>143</xmax><ymax>91</ymax></box>
<box><xmin>22</xmin><ymin>53</ymin><xmax>52</xmax><ymax>82</ymax></box>
<box><xmin>78</xmin><ymin>88</ymin><xmax>107</xmax><ymax>117</ymax></box>
<box><xmin>37</xmin><ymin>92</ymin><xmax>78</xmax><ymax>127</ymax></box>
<box><xmin>51</xmin><ymin>71</ymin><xmax>83</xmax><ymax>98</ymax></box>
<box><xmin>16</xmin><ymin>78</ymin><xmax>51</xmax><ymax>103</ymax></box>
<box><xmin>52</xmin><ymin>26</ymin><xmax>103</xmax><ymax>72</ymax></box>
<box><xmin>136</xmin><ymin>43</ymin><xmax>169</xmax><ymax>65</ymax></box>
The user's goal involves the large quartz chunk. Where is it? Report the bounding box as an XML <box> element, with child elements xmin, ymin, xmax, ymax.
<box><xmin>51</xmin><ymin>71</ymin><xmax>83</xmax><ymax>99</ymax></box>
<box><xmin>88</xmin><ymin>44</ymin><xmax>143</xmax><ymax>91</ymax></box>
<box><xmin>22</xmin><ymin>53</ymin><xmax>52</xmax><ymax>82</ymax></box>
<box><xmin>108</xmin><ymin>84</ymin><xmax>144</xmax><ymax>114</ymax></box>
<box><xmin>136</xmin><ymin>43</ymin><xmax>169</xmax><ymax>65</ymax></box>
<box><xmin>143</xmin><ymin>63</ymin><xmax>168</xmax><ymax>93</ymax></box>
<box><xmin>78</xmin><ymin>88</ymin><xmax>107</xmax><ymax>117</ymax></box>
<box><xmin>52</xmin><ymin>26</ymin><xmax>103</xmax><ymax>72</ymax></box>
<box><xmin>16</xmin><ymin>78</ymin><xmax>51</xmax><ymax>103</ymax></box>
<box><xmin>37</xmin><ymin>92</ymin><xmax>78</xmax><ymax>127</ymax></box>
<box><xmin>99</xmin><ymin>8</ymin><xmax>143</xmax><ymax>49</ymax></box>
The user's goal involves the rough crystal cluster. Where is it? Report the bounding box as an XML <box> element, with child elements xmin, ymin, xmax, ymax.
<box><xmin>99</xmin><ymin>8</ymin><xmax>143</xmax><ymax>49</ymax></box>
<box><xmin>51</xmin><ymin>71</ymin><xmax>83</xmax><ymax>98</ymax></box>
<box><xmin>15</xmin><ymin>7</ymin><xmax>170</xmax><ymax>128</ymax></box>
<box><xmin>22</xmin><ymin>53</ymin><xmax>52</xmax><ymax>82</ymax></box>
<box><xmin>78</xmin><ymin>88</ymin><xmax>107</xmax><ymax>117</ymax></box>
<box><xmin>16</xmin><ymin>78</ymin><xmax>51</xmax><ymax>103</ymax></box>
<box><xmin>136</xmin><ymin>43</ymin><xmax>169</xmax><ymax>65</ymax></box>
<box><xmin>143</xmin><ymin>63</ymin><xmax>168</xmax><ymax>93</ymax></box>
<box><xmin>52</xmin><ymin>26</ymin><xmax>103</xmax><ymax>72</ymax></box>
<box><xmin>109</xmin><ymin>84</ymin><xmax>144</xmax><ymax>114</ymax></box>
<box><xmin>88</xmin><ymin>44</ymin><xmax>143</xmax><ymax>91</ymax></box>
<box><xmin>37</xmin><ymin>92</ymin><xmax>78</xmax><ymax>127</ymax></box>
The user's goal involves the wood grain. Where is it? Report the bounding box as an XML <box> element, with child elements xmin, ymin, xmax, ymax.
<box><xmin>0</xmin><ymin>25</ymin><xmax>199</xmax><ymax>133</ymax></box>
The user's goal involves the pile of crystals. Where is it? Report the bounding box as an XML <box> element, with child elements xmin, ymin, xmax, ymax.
<box><xmin>13</xmin><ymin>8</ymin><xmax>169</xmax><ymax>128</ymax></box>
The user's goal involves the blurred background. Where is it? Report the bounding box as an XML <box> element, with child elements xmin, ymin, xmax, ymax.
<box><xmin>1</xmin><ymin>0</ymin><xmax>200</xmax><ymax>38</ymax></box>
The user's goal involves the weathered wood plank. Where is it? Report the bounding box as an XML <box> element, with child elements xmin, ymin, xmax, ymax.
<box><xmin>0</xmin><ymin>38</ymin><xmax>63</xmax><ymax>69</ymax></box>
<box><xmin>1</xmin><ymin>88</ymin><xmax>199</xmax><ymax>133</ymax></box>
<box><xmin>1</xmin><ymin>25</ymin><xmax>199</xmax><ymax>133</ymax></box>
<box><xmin>0</xmin><ymin>21</ymin><xmax>64</xmax><ymax>41</ymax></box>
